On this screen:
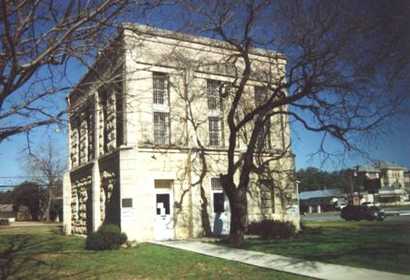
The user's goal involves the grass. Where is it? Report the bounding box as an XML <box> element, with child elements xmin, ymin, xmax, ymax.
<box><xmin>0</xmin><ymin>225</ymin><xmax>309</xmax><ymax>280</ymax></box>
<box><xmin>238</xmin><ymin>219</ymin><xmax>410</xmax><ymax>275</ymax></box>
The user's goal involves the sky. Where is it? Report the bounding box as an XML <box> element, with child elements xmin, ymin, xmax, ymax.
<box><xmin>1</xmin><ymin>3</ymin><xmax>410</xmax><ymax>187</ymax></box>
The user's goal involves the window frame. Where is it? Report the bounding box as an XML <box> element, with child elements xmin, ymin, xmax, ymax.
<box><xmin>207</xmin><ymin>79</ymin><xmax>221</xmax><ymax>111</ymax></box>
<box><xmin>153</xmin><ymin>111</ymin><xmax>170</xmax><ymax>145</ymax></box>
<box><xmin>153</xmin><ymin>72</ymin><xmax>168</xmax><ymax>105</ymax></box>
<box><xmin>208</xmin><ymin>116</ymin><xmax>221</xmax><ymax>147</ymax></box>
<box><xmin>254</xmin><ymin>86</ymin><xmax>268</xmax><ymax>107</ymax></box>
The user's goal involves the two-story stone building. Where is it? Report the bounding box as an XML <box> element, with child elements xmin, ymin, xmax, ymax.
<box><xmin>63</xmin><ymin>24</ymin><xmax>300</xmax><ymax>241</ymax></box>
<box><xmin>356</xmin><ymin>161</ymin><xmax>409</xmax><ymax>204</ymax></box>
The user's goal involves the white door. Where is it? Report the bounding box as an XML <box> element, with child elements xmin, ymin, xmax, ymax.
<box><xmin>211</xmin><ymin>191</ymin><xmax>230</xmax><ymax>235</ymax></box>
<box><xmin>154</xmin><ymin>190</ymin><xmax>174</xmax><ymax>240</ymax></box>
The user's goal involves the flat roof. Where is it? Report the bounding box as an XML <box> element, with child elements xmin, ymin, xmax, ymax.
<box><xmin>121</xmin><ymin>23</ymin><xmax>285</xmax><ymax>60</ymax></box>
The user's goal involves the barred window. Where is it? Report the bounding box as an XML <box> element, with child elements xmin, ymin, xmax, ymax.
<box><xmin>153</xmin><ymin>73</ymin><xmax>168</xmax><ymax>105</ymax></box>
<box><xmin>260</xmin><ymin>180</ymin><xmax>274</xmax><ymax>212</ymax></box>
<box><xmin>153</xmin><ymin>112</ymin><xmax>169</xmax><ymax>145</ymax></box>
<box><xmin>209</xmin><ymin>117</ymin><xmax>221</xmax><ymax>146</ymax></box>
<box><xmin>207</xmin><ymin>80</ymin><xmax>221</xmax><ymax>110</ymax></box>
<box><xmin>211</xmin><ymin>177</ymin><xmax>222</xmax><ymax>190</ymax></box>
<box><xmin>255</xmin><ymin>86</ymin><xmax>268</xmax><ymax>106</ymax></box>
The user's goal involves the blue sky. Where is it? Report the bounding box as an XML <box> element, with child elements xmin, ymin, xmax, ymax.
<box><xmin>1</xmin><ymin>14</ymin><xmax>409</xmax><ymax>186</ymax></box>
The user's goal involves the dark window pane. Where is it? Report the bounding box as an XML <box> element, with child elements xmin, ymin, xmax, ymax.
<box><xmin>156</xmin><ymin>193</ymin><xmax>170</xmax><ymax>215</ymax></box>
<box><xmin>213</xmin><ymin>193</ymin><xmax>225</xmax><ymax>213</ymax></box>
<box><xmin>122</xmin><ymin>198</ymin><xmax>133</xmax><ymax>208</ymax></box>
<box><xmin>257</xmin><ymin>118</ymin><xmax>271</xmax><ymax>151</ymax></box>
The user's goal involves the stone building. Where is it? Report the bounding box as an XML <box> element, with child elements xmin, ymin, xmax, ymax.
<box><xmin>63</xmin><ymin>24</ymin><xmax>300</xmax><ymax>241</ymax></box>
<box><xmin>404</xmin><ymin>170</ymin><xmax>410</xmax><ymax>194</ymax></box>
<box><xmin>356</xmin><ymin>161</ymin><xmax>409</xmax><ymax>204</ymax></box>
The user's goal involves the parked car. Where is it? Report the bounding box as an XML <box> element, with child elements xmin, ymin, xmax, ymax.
<box><xmin>361</xmin><ymin>201</ymin><xmax>381</xmax><ymax>207</ymax></box>
<box><xmin>341</xmin><ymin>205</ymin><xmax>385</xmax><ymax>221</ymax></box>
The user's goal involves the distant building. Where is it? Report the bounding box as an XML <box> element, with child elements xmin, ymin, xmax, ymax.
<box><xmin>405</xmin><ymin>170</ymin><xmax>410</xmax><ymax>193</ymax></box>
<box><xmin>0</xmin><ymin>204</ymin><xmax>15</xmax><ymax>219</ymax></box>
<box><xmin>299</xmin><ymin>189</ymin><xmax>346</xmax><ymax>213</ymax></box>
<box><xmin>0</xmin><ymin>204</ymin><xmax>30</xmax><ymax>222</ymax></box>
<box><xmin>355</xmin><ymin>161</ymin><xmax>409</xmax><ymax>204</ymax></box>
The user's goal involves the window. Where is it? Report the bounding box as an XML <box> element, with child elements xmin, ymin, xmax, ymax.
<box><xmin>260</xmin><ymin>180</ymin><xmax>274</xmax><ymax>212</ymax></box>
<box><xmin>211</xmin><ymin>178</ymin><xmax>222</xmax><ymax>191</ymax></box>
<box><xmin>156</xmin><ymin>194</ymin><xmax>170</xmax><ymax>215</ymax></box>
<box><xmin>257</xmin><ymin>118</ymin><xmax>271</xmax><ymax>150</ymax></box>
<box><xmin>122</xmin><ymin>198</ymin><xmax>133</xmax><ymax>208</ymax></box>
<box><xmin>207</xmin><ymin>80</ymin><xmax>221</xmax><ymax>110</ymax></box>
<box><xmin>153</xmin><ymin>73</ymin><xmax>168</xmax><ymax>105</ymax></box>
<box><xmin>209</xmin><ymin>117</ymin><xmax>221</xmax><ymax>146</ymax></box>
<box><xmin>211</xmin><ymin>177</ymin><xmax>224</xmax><ymax>213</ymax></box>
<box><xmin>99</xmin><ymin>88</ymin><xmax>109</xmax><ymax>153</ymax></box>
<box><xmin>87</xmin><ymin>105</ymin><xmax>94</xmax><ymax>161</ymax></box>
<box><xmin>154</xmin><ymin>112</ymin><xmax>169</xmax><ymax>145</ymax></box>
<box><xmin>255</xmin><ymin>86</ymin><xmax>268</xmax><ymax>107</ymax></box>
<box><xmin>115</xmin><ymin>82</ymin><xmax>124</xmax><ymax>147</ymax></box>
<box><xmin>213</xmin><ymin>193</ymin><xmax>225</xmax><ymax>213</ymax></box>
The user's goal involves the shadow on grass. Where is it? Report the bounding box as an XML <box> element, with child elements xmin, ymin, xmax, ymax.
<box><xmin>0</xmin><ymin>227</ymin><xmax>114</xmax><ymax>280</ymax></box>
<box><xmin>219</xmin><ymin>220</ymin><xmax>410</xmax><ymax>274</ymax></box>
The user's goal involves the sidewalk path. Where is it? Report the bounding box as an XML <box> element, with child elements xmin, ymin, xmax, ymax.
<box><xmin>151</xmin><ymin>240</ymin><xmax>409</xmax><ymax>280</ymax></box>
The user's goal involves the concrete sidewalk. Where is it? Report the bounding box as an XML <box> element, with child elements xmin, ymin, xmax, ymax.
<box><xmin>151</xmin><ymin>240</ymin><xmax>408</xmax><ymax>280</ymax></box>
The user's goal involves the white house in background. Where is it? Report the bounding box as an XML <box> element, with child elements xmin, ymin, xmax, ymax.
<box><xmin>356</xmin><ymin>161</ymin><xmax>409</xmax><ymax>204</ymax></box>
<box><xmin>63</xmin><ymin>24</ymin><xmax>300</xmax><ymax>241</ymax></box>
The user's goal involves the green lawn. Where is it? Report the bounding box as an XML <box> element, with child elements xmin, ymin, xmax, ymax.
<box><xmin>238</xmin><ymin>219</ymin><xmax>410</xmax><ymax>275</ymax></box>
<box><xmin>0</xmin><ymin>225</ymin><xmax>309</xmax><ymax>280</ymax></box>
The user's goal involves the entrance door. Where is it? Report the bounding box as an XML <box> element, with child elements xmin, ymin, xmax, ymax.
<box><xmin>211</xmin><ymin>190</ymin><xmax>230</xmax><ymax>235</ymax></box>
<box><xmin>154</xmin><ymin>190</ymin><xmax>174</xmax><ymax>240</ymax></box>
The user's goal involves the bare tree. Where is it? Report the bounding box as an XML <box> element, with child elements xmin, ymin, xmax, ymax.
<box><xmin>24</xmin><ymin>137</ymin><xmax>66</xmax><ymax>221</ymax></box>
<box><xmin>174</xmin><ymin>0</ymin><xmax>410</xmax><ymax>246</ymax></box>
<box><xmin>0</xmin><ymin>0</ymin><xmax>159</xmax><ymax>143</ymax></box>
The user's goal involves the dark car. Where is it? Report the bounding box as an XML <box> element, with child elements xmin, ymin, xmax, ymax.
<box><xmin>341</xmin><ymin>205</ymin><xmax>385</xmax><ymax>221</ymax></box>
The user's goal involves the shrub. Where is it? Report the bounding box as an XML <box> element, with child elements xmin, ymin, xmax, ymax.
<box><xmin>85</xmin><ymin>224</ymin><xmax>127</xmax><ymax>250</ymax></box>
<box><xmin>247</xmin><ymin>219</ymin><xmax>296</xmax><ymax>239</ymax></box>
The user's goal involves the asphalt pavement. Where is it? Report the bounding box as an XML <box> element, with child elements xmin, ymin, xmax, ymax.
<box><xmin>302</xmin><ymin>210</ymin><xmax>410</xmax><ymax>222</ymax></box>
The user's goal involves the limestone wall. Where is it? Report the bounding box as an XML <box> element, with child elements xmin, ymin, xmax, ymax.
<box><xmin>65</xmin><ymin>24</ymin><xmax>300</xmax><ymax>240</ymax></box>
<box><xmin>70</xmin><ymin>168</ymin><xmax>92</xmax><ymax>234</ymax></box>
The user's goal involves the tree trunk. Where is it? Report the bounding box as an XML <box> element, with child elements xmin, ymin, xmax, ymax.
<box><xmin>45</xmin><ymin>185</ymin><xmax>52</xmax><ymax>221</ymax></box>
<box><xmin>228</xmin><ymin>189</ymin><xmax>248</xmax><ymax>247</ymax></box>
<box><xmin>200</xmin><ymin>185</ymin><xmax>213</xmax><ymax>236</ymax></box>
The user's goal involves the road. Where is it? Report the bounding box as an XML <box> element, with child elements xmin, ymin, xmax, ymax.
<box><xmin>302</xmin><ymin>210</ymin><xmax>410</xmax><ymax>222</ymax></box>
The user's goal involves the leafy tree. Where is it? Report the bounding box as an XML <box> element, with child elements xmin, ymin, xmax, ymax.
<box><xmin>0</xmin><ymin>190</ymin><xmax>14</xmax><ymax>204</ymax></box>
<box><xmin>296</xmin><ymin>167</ymin><xmax>348</xmax><ymax>192</ymax></box>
